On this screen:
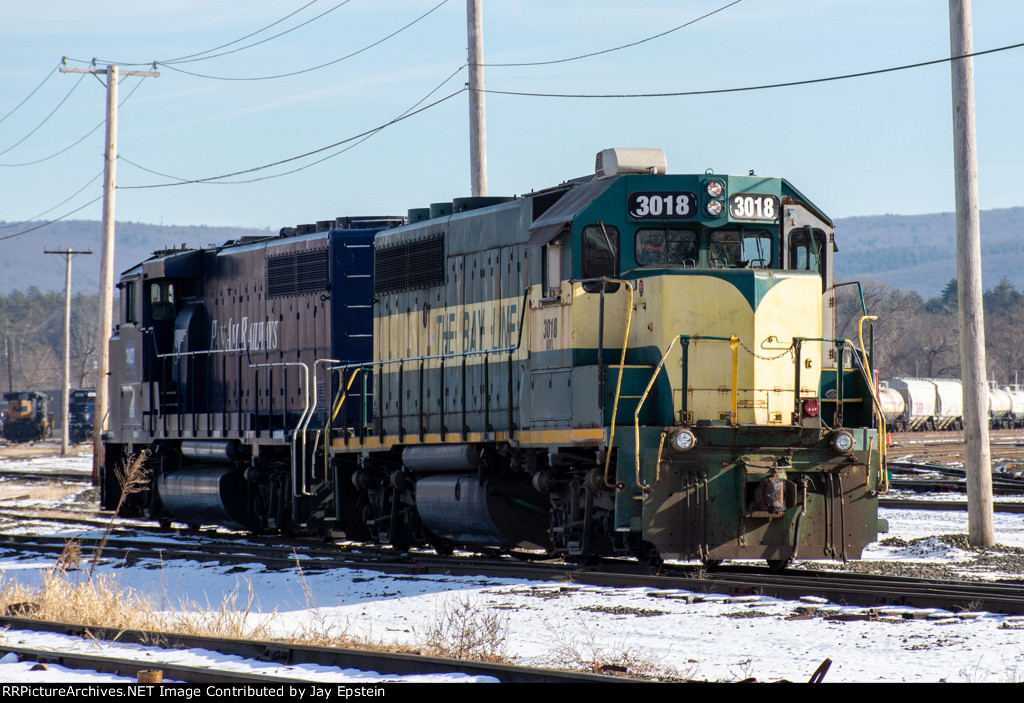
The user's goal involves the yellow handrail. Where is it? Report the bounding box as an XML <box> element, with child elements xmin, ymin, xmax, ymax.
<box><xmin>857</xmin><ymin>314</ymin><xmax>888</xmax><ymax>494</ymax></box>
<box><xmin>600</xmin><ymin>279</ymin><xmax>635</xmax><ymax>489</ymax></box>
<box><xmin>632</xmin><ymin>335</ymin><xmax>741</xmax><ymax>494</ymax></box>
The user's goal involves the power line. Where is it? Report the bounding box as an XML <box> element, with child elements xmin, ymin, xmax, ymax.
<box><xmin>0</xmin><ymin>72</ymin><xmax>87</xmax><ymax>157</ymax></box>
<box><xmin>0</xmin><ymin>76</ymin><xmax>147</xmax><ymax>168</ymax></box>
<box><xmin>485</xmin><ymin>0</ymin><xmax>743</xmax><ymax>68</ymax></box>
<box><xmin>165</xmin><ymin>0</ymin><xmax>355</xmax><ymax>65</ymax></box>
<box><xmin>162</xmin><ymin>0</ymin><xmax>327</xmax><ymax>63</ymax></box>
<box><xmin>119</xmin><ymin>87</ymin><xmax>465</xmax><ymax>189</ymax></box>
<box><xmin>0</xmin><ymin>63</ymin><xmax>61</xmax><ymax>126</ymax></box>
<box><xmin>59</xmin><ymin>0</ymin><xmax>333</xmax><ymax>67</ymax></box>
<box><xmin>118</xmin><ymin>64</ymin><xmax>468</xmax><ymax>186</ymax></box>
<box><xmin>158</xmin><ymin>0</ymin><xmax>450</xmax><ymax>81</ymax></box>
<box><xmin>0</xmin><ymin>171</ymin><xmax>104</xmax><ymax>229</ymax></box>
<box><xmin>482</xmin><ymin>40</ymin><xmax>1024</xmax><ymax>99</ymax></box>
<box><xmin>0</xmin><ymin>195</ymin><xmax>104</xmax><ymax>243</ymax></box>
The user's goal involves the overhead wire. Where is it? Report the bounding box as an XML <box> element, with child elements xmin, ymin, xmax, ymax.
<box><xmin>161</xmin><ymin>0</ymin><xmax>327</xmax><ymax>64</ymax></box>
<box><xmin>164</xmin><ymin>0</ymin><xmax>355</xmax><ymax>65</ymax></box>
<box><xmin>119</xmin><ymin>63</ymin><xmax>468</xmax><ymax>186</ymax></box>
<box><xmin>482</xmin><ymin>40</ymin><xmax>1024</xmax><ymax>98</ymax></box>
<box><xmin>0</xmin><ymin>72</ymin><xmax>87</xmax><ymax>157</ymax></box>
<box><xmin>159</xmin><ymin>0</ymin><xmax>450</xmax><ymax>81</ymax></box>
<box><xmin>119</xmin><ymin>86</ymin><xmax>466</xmax><ymax>189</ymax></box>
<box><xmin>60</xmin><ymin>0</ymin><xmax>334</xmax><ymax>67</ymax></box>
<box><xmin>484</xmin><ymin>0</ymin><xmax>743</xmax><ymax>67</ymax></box>
<box><xmin>0</xmin><ymin>171</ymin><xmax>104</xmax><ymax>229</ymax></box>
<box><xmin>0</xmin><ymin>195</ymin><xmax>105</xmax><ymax>243</ymax></box>
<box><xmin>0</xmin><ymin>76</ymin><xmax>148</xmax><ymax>168</ymax></box>
<box><xmin>0</xmin><ymin>62</ymin><xmax>62</xmax><ymax>126</ymax></box>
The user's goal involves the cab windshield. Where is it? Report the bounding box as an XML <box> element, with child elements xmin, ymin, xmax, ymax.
<box><xmin>708</xmin><ymin>229</ymin><xmax>773</xmax><ymax>268</ymax></box>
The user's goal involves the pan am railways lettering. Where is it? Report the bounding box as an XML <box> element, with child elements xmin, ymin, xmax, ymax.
<box><xmin>209</xmin><ymin>317</ymin><xmax>281</xmax><ymax>352</ymax></box>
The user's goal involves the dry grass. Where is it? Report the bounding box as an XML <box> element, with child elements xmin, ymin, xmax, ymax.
<box><xmin>421</xmin><ymin>595</ymin><xmax>510</xmax><ymax>662</ymax></box>
<box><xmin>542</xmin><ymin>615</ymin><xmax>686</xmax><ymax>680</ymax></box>
<box><xmin>91</xmin><ymin>450</ymin><xmax>151</xmax><ymax>578</ymax></box>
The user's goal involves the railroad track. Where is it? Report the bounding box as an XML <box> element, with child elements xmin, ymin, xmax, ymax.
<box><xmin>887</xmin><ymin>428</ymin><xmax>1024</xmax><ymax>466</ymax></box>
<box><xmin>879</xmin><ymin>498</ymin><xmax>1024</xmax><ymax>513</ymax></box>
<box><xmin>4</xmin><ymin>530</ymin><xmax>1024</xmax><ymax>616</ymax></box>
<box><xmin>0</xmin><ymin>616</ymin><xmax>629</xmax><ymax>684</ymax></box>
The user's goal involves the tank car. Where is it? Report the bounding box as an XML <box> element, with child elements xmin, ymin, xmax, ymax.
<box><xmin>987</xmin><ymin>385</ymin><xmax>1014</xmax><ymax>429</ymax></box>
<box><xmin>101</xmin><ymin>148</ymin><xmax>888</xmax><ymax>568</ymax></box>
<box><xmin>2</xmin><ymin>391</ymin><xmax>53</xmax><ymax>443</ymax></box>
<box><xmin>68</xmin><ymin>388</ymin><xmax>96</xmax><ymax>444</ymax></box>
<box><xmin>1002</xmin><ymin>386</ymin><xmax>1024</xmax><ymax>429</ymax></box>
<box><xmin>931</xmin><ymin>378</ymin><xmax>964</xmax><ymax>431</ymax></box>
<box><xmin>877</xmin><ymin>382</ymin><xmax>905</xmax><ymax>431</ymax></box>
<box><xmin>884</xmin><ymin>377</ymin><xmax>938</xmax><ymax>431</ymax></box>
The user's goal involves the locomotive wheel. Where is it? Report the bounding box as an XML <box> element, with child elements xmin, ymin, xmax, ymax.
<box><xmin>701</xmin><ymin>558</ymin><xmax>724</xmax><ymax>571</ymax></box>
<box><xmin>430</xmin><ymin>540</ymin><xmax>454</xmax><ymax>556</ymax></box>
<box><xmin>636</xmin><ymin>542</ymin><xmax>663</xmax><ymax>572</ymax></box>
<box><xmin>765</xmin><ymin>558</ymin><xmax>792</xmax><ymax>572</ymax></box>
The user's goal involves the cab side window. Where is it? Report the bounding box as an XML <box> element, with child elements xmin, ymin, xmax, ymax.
<box><xmin>787</xmin><ymin>227</ymin><xmax>826</xmax><ymax>273</ymax></box>
<box><xmin>582</xmin><ymin>223</ymin><xmax>619</xmax><ymax>292</ymax></box>
<box><xmin>150</xmin><ymin>281</ymin><xmax>176</xmax><ymax>321</ymax></box>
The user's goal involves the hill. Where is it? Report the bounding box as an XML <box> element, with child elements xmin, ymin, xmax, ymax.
<box><xmin>834</xmin><ymin>206</ymin><xmax>1024</xmax><ymax>297</ymax></box>
<box><xmin>0</xmin><ymin>220</ymin><xmax>273</xmax><ymax>294</ymax></box>
<box><xmin>2</xmin><ymin>206</ymin><xmax>1023</xmax><ymax>297</ymax></box>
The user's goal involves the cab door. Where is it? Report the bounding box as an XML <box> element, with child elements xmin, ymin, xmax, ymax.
<box><xmin>782</xmin><ymin>205</ymin><xmax>834</xmax><ymax>367</ymax></box>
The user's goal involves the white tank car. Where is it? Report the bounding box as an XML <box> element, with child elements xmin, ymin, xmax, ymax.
<box><xmin>988</xmin><ymin>386</ymin><xmax>1014</xmax><ymax>429</ymax></box>
<box><xmin>1002</xmin><ymin>386</ymin><xmax>1024</xmax><ymax>428</ymax></box>
<box><xmin>877</xmin><ymin>382</ymin><xmax>905</xmax><ymax>429</ymax></box>
<box><xmin>931</xmin><ymin>378</ymin><xmax>964</xmax><ymax>430</ymax></box>
<box><xmin>884</xmin><ymin>377</ymin><xmax>937</xmax><ymax>431</ymax></box>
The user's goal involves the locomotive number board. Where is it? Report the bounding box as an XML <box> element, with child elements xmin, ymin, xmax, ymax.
<box><xmin>728</xmin><ymin>193</ymin><xmax>780</xmax><ymax>221</ymax></box>
<box><xmin>627</xmin><ymin>191</ymin><xmax>698</xmax><ymax>219</ymax></box>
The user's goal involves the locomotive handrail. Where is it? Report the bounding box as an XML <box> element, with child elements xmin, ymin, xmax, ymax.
<box><xmin>250</xmin><ymin>361</ymin><xmax>310</xmax><ymax>500</ymax></box>
<box><xmin>570</xmin><ymin>277</ymin><xmax>635</xmax><ymax>491</ymax></box>
<box><xmin>857</xmin><ymin>315</ymin><xmax>888</xmax><ymax>494</ymax></box>
<box><xmin>633</xmin><ymin>334</ymin><xmax>740</xmax><ymax>495</ymax></box>
<box><xmin>327</xmin><ymin>288</ymin><xmax>530</xmax><ymax>447</ymax></box>
<box><xmin>296</xmin><ymin>358</ymin><xmax>340</xmax><ymax>495</ymax></box>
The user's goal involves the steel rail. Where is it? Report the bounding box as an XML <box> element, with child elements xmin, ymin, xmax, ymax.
<box><xmin>0</xmin><ymin>616</ymin><xmax>637</xmax><ymax>684</ymax></box>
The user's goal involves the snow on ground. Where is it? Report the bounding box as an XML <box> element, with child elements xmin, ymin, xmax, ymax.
<box><xmin>0</xmin><ymin>453</ymin><xmax>1023</xmax><ymax>683</ymax></box>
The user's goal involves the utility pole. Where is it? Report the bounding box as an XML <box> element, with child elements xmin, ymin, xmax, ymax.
<box><xmin>4</xmin><ymin>337</ymin><xmax>11</xmax><ymax>392</ymax></box>
<box><xmin>60</xmin><ymin>63</ymin><xmax>158</xmax><ymax>481</ymax></box>
<box><xmin>467</xmin><ymin>0</ymin><xmax>488</xmax><ymax>197</ymax></box>
<box><xmin>948</xmin><ymin>0</ymin><xmax>994</xmax><ymax>546</ymax></box>
<box><xmin>44</xmin><ymin>248</ymin><xmax>92</xmax><ymax>456</ymax></box>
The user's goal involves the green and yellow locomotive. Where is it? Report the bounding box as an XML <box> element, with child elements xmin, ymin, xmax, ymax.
<box><xmin>102</xmin><ymin>148</ymin><xmax>887</xmax><ymax>567</ymax></box>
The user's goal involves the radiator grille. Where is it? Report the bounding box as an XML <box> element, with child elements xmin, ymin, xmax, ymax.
<box><xmin>374</xmin><ymin>235</ymin><xmax>444</xmax><ymax>294</ymax></box>
<box><xmin>267</xmin><ymin>249</ymin><xmax>329</xmax><ymax>297</ymax></box>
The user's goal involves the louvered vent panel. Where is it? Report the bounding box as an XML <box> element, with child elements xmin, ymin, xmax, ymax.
<box><xmin>374</xmin><ymin>235</ymin><xmax>444</xmax><ymax>294</ymax></box>
<box><xmin>267</xmin><ymin>249</ymin><xmax>329</xmax><ymax>298</ymax></box>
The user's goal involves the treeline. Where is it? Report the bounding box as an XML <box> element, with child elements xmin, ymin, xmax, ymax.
<box><xmin>836</xmin><ymin>277</ymin><xmax>1024</xmax><ymax>383</ymax></box>
<box><xmin>0</xmin><ymin>288</ymin><xmax>100</xmax><ymax>393</ymax></box>
<box><xmin>0</xmin><ymin>277</ymin><xmax>1020</xmax><ymax>394</ymax></box>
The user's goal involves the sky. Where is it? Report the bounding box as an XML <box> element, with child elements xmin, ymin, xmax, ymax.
<box><xmin>1</xmin><ymin>0</ymin><xmax>1023</xmax><ymax>249</ymax></box>
<box><xmin>1</xmin><ymin>453</ymin><xmax>1024</xmax><ymax>683</ymax></box>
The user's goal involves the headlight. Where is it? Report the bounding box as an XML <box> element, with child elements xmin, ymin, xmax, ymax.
<box><xmin>706</xmin><ymin>199</ymin><xmax>724</xmax><ymax>216</ymax></box>
<box><xmin>669</xmin><ymin>428</ymin><xmax>697</xmax><ymax>453</ymax></box>
<box><xmin>706</xmin><ymin>181</ymin><xmax>724</xmax><ymax>198</ymax></box>
<box><xmin>830</xmin><ymin>430</ymin><xmax>855</xmax><ymax>454</ymax></box>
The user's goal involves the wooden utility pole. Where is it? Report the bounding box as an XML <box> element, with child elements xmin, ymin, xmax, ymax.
<box><xmin>61</xmin><ymin>63</ymin><xmax>158</xmax><ymax>481</ymax></box>
<box><xmin>948</xmin><ymin>0</ymin><xmax>994</xmax><ymax>546</ymax></box>
<box><xmin>44</xmin><ymin>248</ymin><xmax>92</xmax><ymax>456</ymax></box>
<box><xmin>467</xmin><ymin>0</ymin><xmax>488</xmax><ymax>197</ymax></box>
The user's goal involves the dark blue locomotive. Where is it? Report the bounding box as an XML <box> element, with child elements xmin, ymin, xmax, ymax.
<box><xmin>103</xmin><ymin>149</ymin><xmax>886</xmax><ymax>566</ymax></box>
